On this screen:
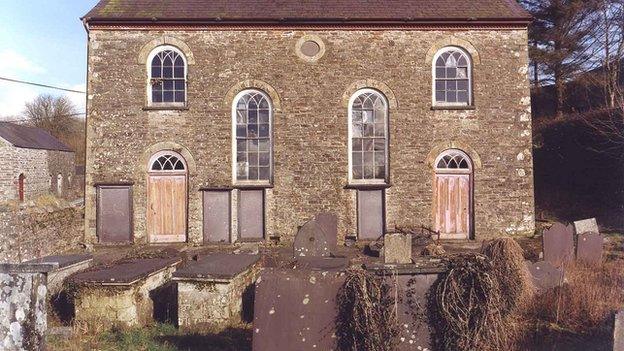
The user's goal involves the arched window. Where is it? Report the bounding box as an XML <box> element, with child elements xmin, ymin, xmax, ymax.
<box><xmin>348</xmin><ymin>89</ymin><xmax>389</xmax><ymax>183</ymax></box>
<box><xmin>18</xmin><ymin>174</ymin><xmax>25</xmax><ymax>202</ymax></box>
<box><xmin>435</xmin><ymin>149</ymin><xmax>472</xmax><ymax>171</ymax></box>
<box><xmin>148</xmin><ymin>46</ymin><xmax>187</xmax><ymax>106</ymax></box>
<box><xmin>150</xmin><ymin>153</ymin><xmax>186</xmax><ymax>171</ymax></box>
<box><xmin>57</xmin><ymin>173</ymin><xmax>63</xmax><ymax>195</ymax></box>
<box><xmin>233</xmin><ymin>89</ymin><xmax>273</xmax><ymax>183</ymax></box>
<box><xmin>433</xmin><ymin>47</ymin><xmax>472</xmax><ymax>106</ymax></box>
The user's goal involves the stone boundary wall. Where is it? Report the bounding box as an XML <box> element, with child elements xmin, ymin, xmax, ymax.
<box><xmin>0</xmin><ymin>204</ymin><xmax>84</xmax><ymax>263</ymax></box>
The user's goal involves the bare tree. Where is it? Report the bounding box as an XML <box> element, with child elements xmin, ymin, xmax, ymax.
<box><xmin>521</xmin><ymin>0</ymin><xmax>601</xmax><ymax>118</ymax></box>
<box><xmin>23</xmin><ymin>94</ymin><xmax>77</xmax><ymax>137</ymax></box>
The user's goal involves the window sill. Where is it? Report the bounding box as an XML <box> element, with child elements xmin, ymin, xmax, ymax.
<box><xmin>344</xmin><ymin>183</ymin><xmax>391</xmax><ymax>190</ymax></box>
<box><xmin>143</xmin><ymin>105</ymin><xmax>189</xmax><ymax>111</ymax></box>
<box><xmin>233</xmin><ymin>183</ymin><xmax>274</xmax><ymax>190</ymax></box>
<box><xmin>431</xmin><ymin>105</ymin><xmax>476</xmax><ymax>111</ymax></box>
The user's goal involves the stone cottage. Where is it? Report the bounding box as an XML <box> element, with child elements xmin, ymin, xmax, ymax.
<box><xmin>82</xmin><ymin>0</ymin><xmax>535</xmax><ymax>245</ymax></box>
<box><xmin>0</xmin><ymin>122</ymin><xmax>75</xmax><ymax>202</ymax></box>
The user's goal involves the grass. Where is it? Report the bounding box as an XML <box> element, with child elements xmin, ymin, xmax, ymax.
<box><xmin>47</xmin><ymin>323</ymin><xmax>252</xmax><ymax>351</ymax></box>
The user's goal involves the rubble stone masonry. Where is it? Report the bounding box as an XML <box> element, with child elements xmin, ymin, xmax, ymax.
<box><xmin>85</xmin><ymin>28</ymin><xmax>534</xmax><ymax>244</ymax></box>
<box><xmin>0</xmin><ymin>139</ymin><xmax>76</xmax><ymax>202</ymax></box>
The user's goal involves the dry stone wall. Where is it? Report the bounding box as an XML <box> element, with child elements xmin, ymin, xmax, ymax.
<box><xmin>85</xmin><ymin>28</ymin><xmax>534</xmax><ymax>244</ymax></box>
<box><xmin>0</xmin><ymin>203</ymin><xmax>84</xmax><ymax>263</ymax></box>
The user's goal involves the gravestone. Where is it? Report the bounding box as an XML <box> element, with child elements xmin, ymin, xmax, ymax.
<box><xmin>542</xmin><ymin>222</ymin><xmax>575</xmax><ymax>266</ymax></box>
<box><xmin>576</xmin><ymin>232</ymin><xmax>603</xmax><ymax>264</ymax></box>
<box><xmin>313</xmin><ymin>212</ymin><xmax>338</xmax><ymax>252</ymax></box>
<box><xmin>384</xmin><ymin>233</ymin><xmax>412</xmax><ymax>264</ymax></box>
<box><xmin>293</xmin><ymin>220</ymin><xmax>331</xmax><ymax>258</ymax></box>
<box><xmin>527</xmin><ymin>260</ymin><xmax>564</xmax><ymax>291</ymax></box>
<box><xmin>614</xmin><ymin>309</ymin><xmax>624</xmax><ymax>351</ymax></box>
<box><xmin>573</xmin><ymin>218</ymin><xmax>599</xmax><ymax>234</ymax></box>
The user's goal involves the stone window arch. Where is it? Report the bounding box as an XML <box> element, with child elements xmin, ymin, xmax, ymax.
<box><xmin>147</xmin><ymin>45</ymin><xmax>187</xmax><ymax>106</ymax></box>
<box><xmin>232</xmin><ymin>89</ymin><xmax>273</xmax><ymax>184</ymax></box>
<box><xmin>432</xmin><ymin>47</ymin><xmax>473</xmax><ymax>107</ymax></box>
<box><xmin>348</xmin><ymin>89</ymin><xmax>389</xmax><ymax>184</ymax></box>
<box><xmin>149</xmin><ymin>151</ymin><xmax>187</xmax><ymax>172</ymax></box>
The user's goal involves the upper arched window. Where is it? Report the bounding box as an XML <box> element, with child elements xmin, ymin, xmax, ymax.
<box><xmin>433</xmin><ymin>47</ymin><xmax>472</xmax><ymax>106</ymax></box>
<box><xmin>147</xmin><ymin>46</ymin><xmax>187</xmax><ymax>106</ymax></box>
<box><xmin>150</xmin><ymin>153</ymin><xmax>186</xmax><ymax>172</ymax></box>
<box><xmin>435</xmin><ymin>149</ymin><xmax>472</xmax><ymax>172</ymax></box>
<box><xmin>348</xmin><ymin>89</ymin><xmax>389</xmax><ymax>183</ymax></box>
<box><xmin>233</xmin><ymin>90</ymin><xmax>273</xmax><ymax>183</ymax></box>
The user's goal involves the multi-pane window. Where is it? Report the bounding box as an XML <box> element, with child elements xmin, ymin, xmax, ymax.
<box><xmin>149</xmin><ymin>46</ymin><xmax>186</xmax><ymax>104</ymax></box>
<box><xmin>434</xmin><ymin>47</ymin><xmax>472</xmax><ymax>106</ymax></box>
<box><xmin>350</xmin><ymin>90</ymin><xmax>388</xmax><ymax>183</ymax></box>
<box><xmin>234</xmin><ymin>90</ymin><xmax>272</xmax><ymax>183</ymax></box>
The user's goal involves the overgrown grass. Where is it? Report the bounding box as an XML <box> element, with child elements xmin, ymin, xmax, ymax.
<box><xmin>47</xmin><ymin>323</ymin><xmax>252</xmax><ymax>351</ymax></box>
<box><xmin>515</xmin><ymin>261</ymin><xmax>624</xmax><ymax>350</ymax></box>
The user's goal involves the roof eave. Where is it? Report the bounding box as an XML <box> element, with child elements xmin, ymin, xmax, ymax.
<box><xmin>83</xmin><ymin>17</ymin><xmax>532</xmax><ymax>27</ymax></box>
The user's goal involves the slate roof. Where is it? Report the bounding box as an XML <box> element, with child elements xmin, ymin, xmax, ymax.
<box><xmin>83</xmin><ymin>0</ymin><xmax>531</xmax><ymax>25</ymax></box>
<box><xmin>0</xmin><ymin>122</ymin><xmax>73</xmax><ymax>152</ymax></box>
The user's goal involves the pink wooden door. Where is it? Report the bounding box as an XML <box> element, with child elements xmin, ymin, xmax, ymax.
<box><xmin>434</xmin><ymin>174</ymin><xmax>470</xmax><ymax>239</ymax></box>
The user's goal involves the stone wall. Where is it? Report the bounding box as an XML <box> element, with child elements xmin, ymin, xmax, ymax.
<box><xmin>85</xmin><ymin>28</ymin><xmax>534</xmax><ymax>244</ymax></box>
<box><xmin>0</xmin><ymin>203</ymin><xmax>84</xmax><ymax>263</ymax></box>
<box><xmin>0</xmin><ymin>138</ymin><xmax>77</xmax><ymax>202</ymax></box>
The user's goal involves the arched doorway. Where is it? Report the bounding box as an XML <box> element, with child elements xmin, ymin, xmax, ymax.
<box><xmin>433</xmin><ymin>149</ymin><xmax>473</xmax><ymax>239</ymax></box>
<box><xmin>18</xmin><ymin>174</ymin><xmax>25</xmax><ymax>202</ymax></box>
<box><xmin>147</xmin><ymin>151</ymin><xmax>188</xmax><ymax>243</ymax></box>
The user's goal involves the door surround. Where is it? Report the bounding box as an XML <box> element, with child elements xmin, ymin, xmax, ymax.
<box><xmin>147</xmin><ymin>150</ymin><xmax>188</xmax><ymax>243</ymax></box>
<box><xmin>433</xmin><ymin>149</ymin><xmax>473</xmax><ymax>240</ymax></box>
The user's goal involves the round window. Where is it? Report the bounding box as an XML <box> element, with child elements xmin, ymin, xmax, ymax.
<box><xmin>300</xmin><ymin>40</ymin><xmax>321</xmax><ymax>57</ymax></box>
<box><xmin>296</xmin><ymin>36</ymin><xmax>326</xmax><ymax>62</ymax></box>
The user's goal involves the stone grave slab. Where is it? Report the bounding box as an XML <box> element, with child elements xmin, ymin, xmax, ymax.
<box><xmin>542</xmin><ymin>222</ymin><xmax>575</xmax><ymax>266</ymax></box>
<box><xmin>313</xmin><ymin>212</ymin><xmax>338</xmax><ymax>252</ymax></box>
<box><xmin>384</xmin><ymin>233</ymin><xmax>412</xmax><ymax>264</ymax></box>
<box><xmin>294</xmin><ymin>257</ymin><xmax>349</xmax><ymax>271</ymax></box>
<box><xmin>576</xmin><ymin>232</ymin><xmax>603</xmax><ymax>264</ymax></box>
<box><xmin>573</xmin><ymin>218</ymin><xmax>599</xmax><ymax>234</ymax></box>
<box><xmin>70</xmin><ymin>258</ymin><xmax>181</xmax><ymax>327</ymax></box>
<box><xmin>527</xmin><ymin>260</ymin><xmax>564</xmax><ymax>292</ymax></box>
<box><xmin>26</xmin><ymin>254</ymin><xmax>93</xmax><ymax>295</ymax></box>
<box><xmin>253</xmin><ymin>264</ymin><xmax>445</xmax><ymax>351</ymax></box>
<box><xmin>293</xmin><ymin>220</ymin><xmax>331</xmax><ymax>258</ymax></box>
<box><xmin>173</xmin><ymin>253</ymin><xmax>261</xmax><ymax>330</ymax></box>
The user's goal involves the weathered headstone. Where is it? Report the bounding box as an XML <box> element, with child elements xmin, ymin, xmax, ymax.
<box><xmin>527</xmin><ymin>260</ymin><xmax>564</xmax><ymax>291</ymax></box>
<box><xmin>293</xmin><ymin>220</ymin><xmax>331</xmax><ymax>258</ymax></box>
<box><xmin>542</xmin><ymin>222</ymin><xmax>575</xmax><ymax>266</ymax></box>
<box><xmin>384</xmin><ymin>233</ymin><xmax>412</xmax><ymax>264</ymax></box>
<box><xmin>576</xmin><ymin>232</ymin><xmax>603</xmax><ymax>264</ymax></box>
<box><xmin>614</xmin><ymin>309</ymin><xmax>624</xmax><ymax>351</ymax></box>
<box><xmin>313</xmin><ymin>212</ymin><xmax>338</xmax><ymax>252</ymax></box>
<box><xmin>573</xmin><ymin>218</ymin><xmax>599</xmax><ymax>235</ymax></box>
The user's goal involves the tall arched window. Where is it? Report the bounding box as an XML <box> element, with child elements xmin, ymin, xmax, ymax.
<box><xmin>348</xmin><ymin>89</ymin><xmax>389</xmax><ymax>184</ymax></box>
<box><xmin>433</xmin><ymin>47</ymin><xmax>472</xmax><ymax>106</ymax></box>
<box><xmin>148</xmin><ymin>45</ymin><xmax>187</xmax><ymax>106</ymax></box>
<box><xmin>233</xmin><ymin>89</ymin><xmax>273</xmax><ymax>183</ymax></box>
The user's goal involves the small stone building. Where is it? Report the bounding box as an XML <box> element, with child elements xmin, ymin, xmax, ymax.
<box><xmin>0</xmin><ymin>122</ymin><xmax>75</xmax><ymax>202</ymax></box>
<box><xmin>82</xmin><ymin>0</ymin><xmax>535</xmax><ymax>245</ymax></box>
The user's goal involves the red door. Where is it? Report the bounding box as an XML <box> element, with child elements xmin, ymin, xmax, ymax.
<box><xmin>18</xmin><ymin>174</ymin><xmax>25</xmax><ymax>202</ymax></box>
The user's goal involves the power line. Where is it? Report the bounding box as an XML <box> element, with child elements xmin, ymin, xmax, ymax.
<box><xmin>0</xmin><ymin>76</ymin><xmax>86</xmax><ymax>94</ymax></box>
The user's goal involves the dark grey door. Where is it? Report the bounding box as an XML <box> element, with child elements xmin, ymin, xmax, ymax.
<box><xmin>203</xmin><ymin>190</ymin><xmax>231</xmax><ymax>243</ymax></box>
<box><xmin>97</xmin><ymin>185</ymin><xmax>132</xmax><ymax>243</ymax></box>
<box><xmin>357</xmin><ymin>190</ymin><xmax>384</xmax><ymax>240</ymax></box>
<box><xmin>238</xmin><ymin>190</ymin><xmax>264</xmax><ymax>240</ymax></box>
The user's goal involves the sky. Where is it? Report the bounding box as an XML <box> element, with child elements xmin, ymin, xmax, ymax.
<box><xmin>0</xmin><ymin>0</ymin><xmax>100</xmax><ymax>120</ymax></box>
